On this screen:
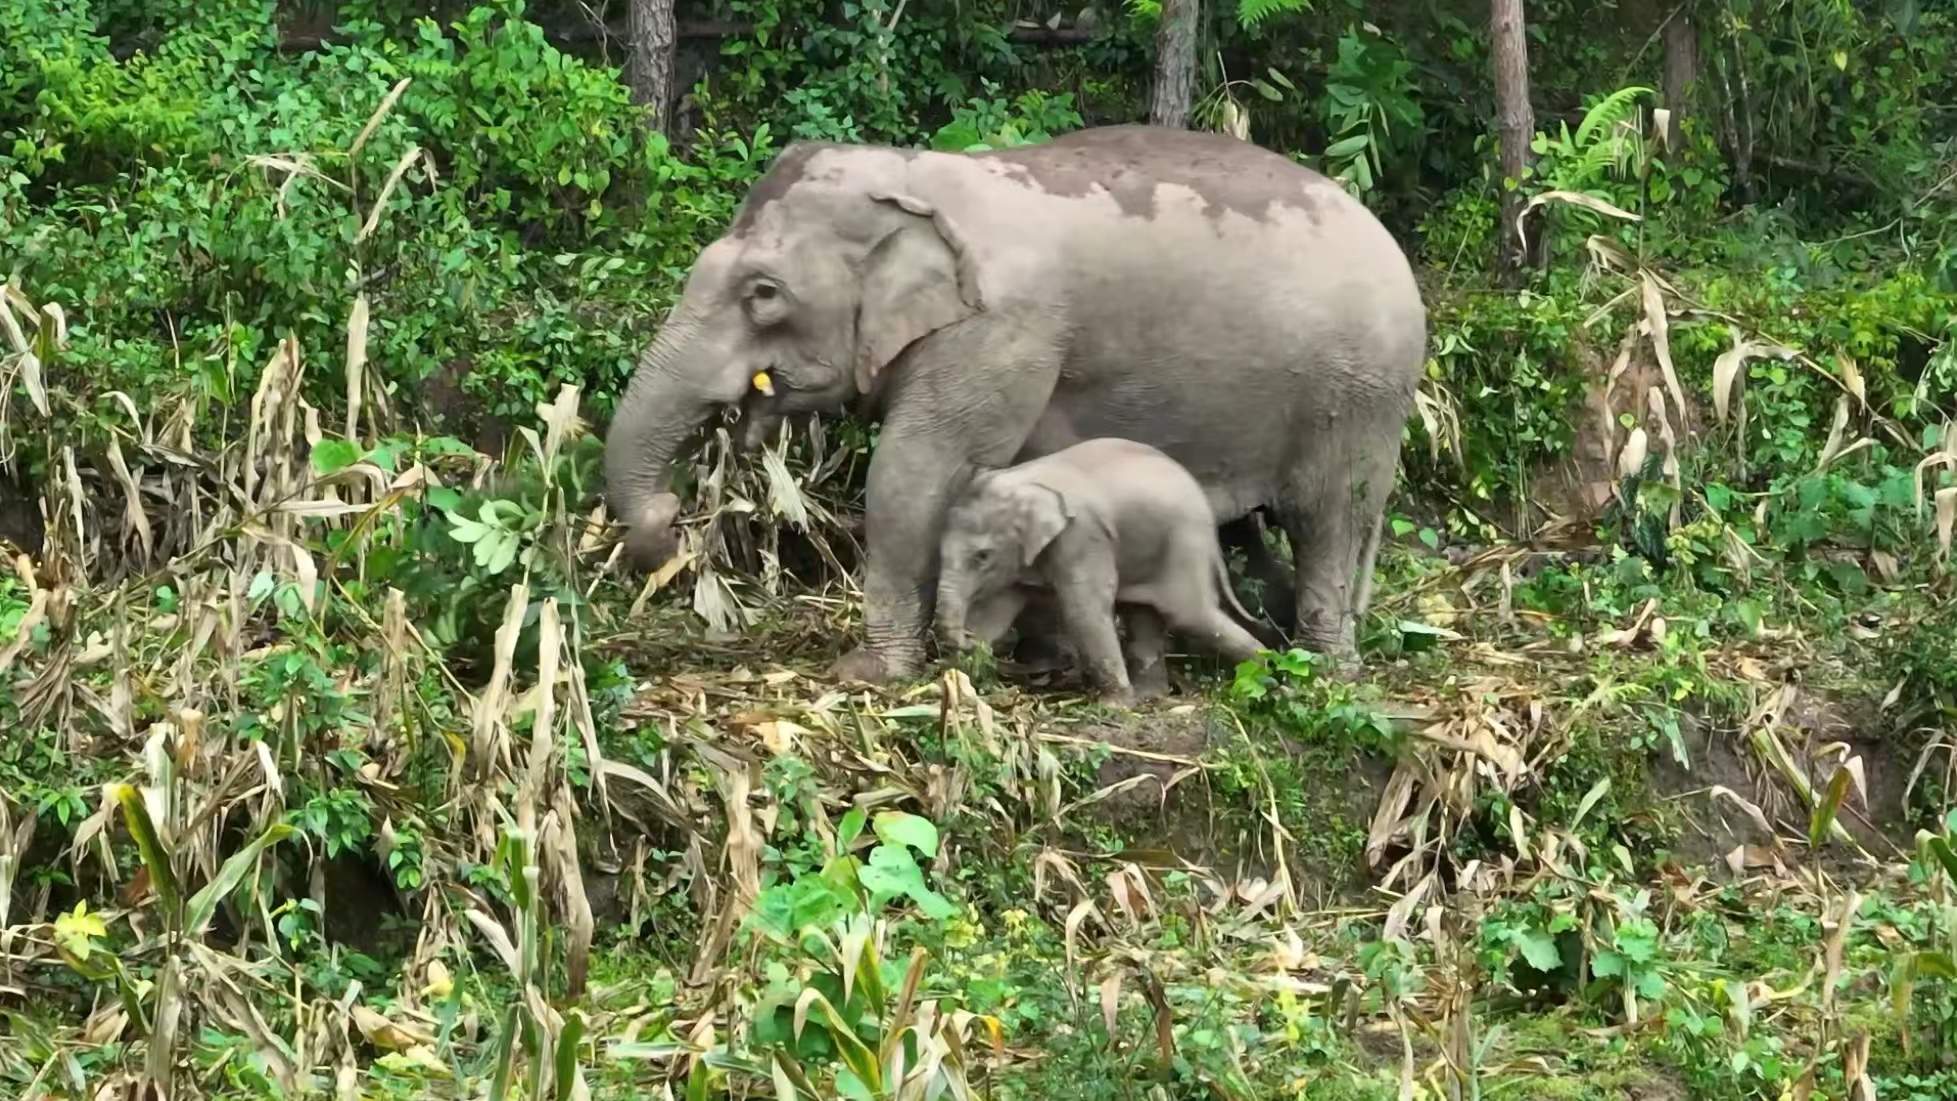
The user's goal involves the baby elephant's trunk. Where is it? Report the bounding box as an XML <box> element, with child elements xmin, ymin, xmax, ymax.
<box><xmin>933</xmin><ymin>573</ymin><xmax>970</xmax><ymax>652</ymax></box>
<box><xmin>1213</xmin><ymin>550</ymin><xmax>1280</xmax><ymax>651</ymax></box>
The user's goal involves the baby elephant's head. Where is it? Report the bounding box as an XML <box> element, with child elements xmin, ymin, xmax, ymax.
<box><xmin>934</xmin><ymin>474</ymin><xmax>1071</xmax><ymax>650</ymax></box>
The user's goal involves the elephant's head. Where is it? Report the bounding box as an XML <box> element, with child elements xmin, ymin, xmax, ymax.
<box><xmin>605</xmin><ymin>143</ymin><xmax>985</xmax><ymax>570</ymax></box>
<box><xmin>934</xmin><ymin>475</ymin><xmax>1070</xmax><ymax>650</ymax></box>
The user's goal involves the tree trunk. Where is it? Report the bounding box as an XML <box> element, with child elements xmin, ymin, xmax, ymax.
<box><xmin>1490</xmin><ymin>0</ymin><xmax>1536</xmax><ymax>274</ymax></box>
<box><xmin>1659</xmin><ymin>5</ymin><xmax>1699</xmax><ymax>150</ymax></box>
<box><xmin>1148</xmin><ymin>0</ymin><xmax>1199</xmax><ymax>130</ymax></box>
<box><xmin>627</xmin><ymin>0</ymin><xmax>678</xmax><ymax>136</ymax></box>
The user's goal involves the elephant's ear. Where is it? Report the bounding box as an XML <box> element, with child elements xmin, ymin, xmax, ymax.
<box><xmin>1017</xmin><ymin>483</ymin><xmax>1072</xmax><ymax>569</ymax></box>
<box><xmin>855</xmin><ymin>191</ymin><xmax>984</xmax><ymax>394</ymax></box>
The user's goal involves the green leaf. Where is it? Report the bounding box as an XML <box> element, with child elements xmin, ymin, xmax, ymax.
<box><xmin>446</xmin><ymin>512</ymin><xmax>491</xmax><ymax>544</ymax></box>
<box><xmin>1570</xmin><ymin>778</ymin><xmax>1611</xmax><ymax>832</ymax></box>
<box><xmin>310</xmin><ymin>439</ymin><xmax>361</xmax><ymax>475</ymax></box>
<box><xmin>113</xmin><ymin>785</ymin><xmax>181</xmax><ymax>918</ymax></box>
<box><xmin>1926</xmin><ymin>836</ymin><xmax>1957</xmax><ymax>882</ymax></box>
<box><xmin>1809</xmin><ymin>764</ymin><xmax>1853</xmax><ymax>848</ymax></box>
<box><xmin>186</xmin><ymin>823</ymin><xmax>294</xmax><ymax>936</ymax></box>
<box><xmin>487</xmin><ymin>1000</ymin><xmax>519</xmax><ymax>1101</ymax></box>
<box><xmin>1250</xmin><ymin>78</ymin><xmax>1282</xmax><ymax>102</ymax></box>
<box><xmin>1324</xmin><ymin>133</ymin><xmax>1371</xmax><ymax>159</ymax></box>
<box><xmin>1914</xmin><ymin>951</ymin><xmax>1957</xmax><ymax>980</ymax></box>
<box><xmin>477</xmin><ymin>530</ymin><xmax>519</xmax><ymax>574</ymax></box>
<box><xmin>837</xmin><ymin>807</ymin><xmax>868</xmax><ymax>850</ymax></box>
<box><xmin>1591</xmin><ymin>950</ymin><xmax>1625</xmax><ymax>979</ymax></box>
<box><xmin>553</xmin><ymin>1010</ymin><xmax>585</xmax><ymax>1101</ymax></box>
<box><xmin>1516</xmin><ymin>929</ymin><xmax>1562</xmax><ymax>972</ymax></box>
<box><xmin>872</xmin><ymin>811</ymin><xmax>939</xmax><ymax>857</ymax></box>
<box><xmin>858</xmin><ymin>845</ymin><xmax>956</xmax><ymax>919</ymax></box>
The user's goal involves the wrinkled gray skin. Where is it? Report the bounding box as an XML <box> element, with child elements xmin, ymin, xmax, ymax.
<box><xmin>604</xmin><ymin>125</ymin><xmax>1426</xmax><ymax>684</ymax></box>
<box><xmin>936</xmin><ymin>438</ymin><xmax>1271</xmax><ymax>705</ymax></box>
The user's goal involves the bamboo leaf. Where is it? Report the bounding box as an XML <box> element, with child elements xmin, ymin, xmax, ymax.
<box><xmin>186</xmin><ymin>823</ymin><xmax>294</xmax><ymax>936</ymax></box>
<box><xmin>1570</xmin><ymin>778</ymin><xmax>1612</xmax><ymax>832</ymax></box>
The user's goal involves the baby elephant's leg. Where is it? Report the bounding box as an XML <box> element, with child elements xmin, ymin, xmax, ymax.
<box><xmin>1050</xmin><ymin>554</ymin><xmax>1133</xmax><ymax>706</ymax></box>
<box><xmin>1122</xmin><ymin>606</ymin><xmax>1170</xmax><ymax>700</ymax></box>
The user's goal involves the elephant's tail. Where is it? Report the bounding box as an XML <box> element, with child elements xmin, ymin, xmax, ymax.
<box><xmin>1352</xmin><ymin>510</ymin><xmax>1385</xmax><ymax>623</ymax></box>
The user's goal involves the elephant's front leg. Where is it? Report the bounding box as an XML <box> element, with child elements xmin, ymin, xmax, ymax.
<box><xmin>828</xmin><ymin>435</ymin><xmax>965</xmax><ymax>683</ymax></box>
<box><xmin>828</xmin><ymin>323</ymin><xmax>1061</xmax><ymax>685</ymax></box>
<box><xmin>1043</xmin><ymin>534</ymin><xmax>1132</xmax><ymax>706</ymax></box>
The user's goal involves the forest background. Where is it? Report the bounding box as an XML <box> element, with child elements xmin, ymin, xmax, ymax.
<box><xmin>4</xmin><ymin>0</ymin><xmax>1957</xmax><ymax>1098</ymax></box>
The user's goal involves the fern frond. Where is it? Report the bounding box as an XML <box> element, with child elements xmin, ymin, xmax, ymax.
<box><xmin>1237</xmin><ymin>0</ymin><xmax>1308</xmax><ymax>32</ymax></box>
<box><xmin>1572</xmin><ymin>85</ymin><xmax>1653</xmax><ymax>149</ymax></box>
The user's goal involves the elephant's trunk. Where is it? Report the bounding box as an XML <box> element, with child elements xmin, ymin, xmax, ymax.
<box><xmin>605</xmin><ymin>330</ymin><xmax>713</xmax><ymax>571</ymax></box>
<box><xmin>934</xmin><ymin>575</ymin><xmax>969</xmax><ymax>652</ymax></box>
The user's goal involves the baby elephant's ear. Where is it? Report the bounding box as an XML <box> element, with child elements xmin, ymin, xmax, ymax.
<box><xmin>1017</xmin><ymin>483</ymin><xmax>1072</xmax><ymax>568</ymax></box>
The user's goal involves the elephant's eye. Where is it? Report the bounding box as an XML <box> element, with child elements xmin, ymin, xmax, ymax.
<box><xmin>746</xmin><ymin>279</ymin><xmax>789</xmax><ymax>325</ymax></box>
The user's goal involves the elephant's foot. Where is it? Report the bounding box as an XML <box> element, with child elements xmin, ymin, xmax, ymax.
<box><xmin>1128</xmin><ymin>658</ymin><xmax>1170</xmax><ymax>701</ymax></box>
<box><xmin>1097</xmin><ymin>686</ymin><xmax>1139</xmax><ymax>710</ymax></box>
<box><xmin>827</xmin><ymin>644</ymin><xmax>921</xmax><ymax>685</ymax></box>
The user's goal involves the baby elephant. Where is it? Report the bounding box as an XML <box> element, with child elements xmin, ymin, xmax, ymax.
<box><xmin>935</xmin><ymin>437</ymin><xmax>1270</xmax><ymax>705</ymax></box>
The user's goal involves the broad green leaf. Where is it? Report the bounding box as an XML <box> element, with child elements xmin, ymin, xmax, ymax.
<box><xmin>310</xmin><ymin>439</ymin><xmax>360</xmax><ymax>475</ymax></box>
<box><xmin>872</xmin><ymin>811</ymin><xmax>939</xmax><ymax>857</ymax></box>
<box><xmin>446</xmin><ymin>512</ymin><xmax>491</xmax><ymax>544</ymax></box>
<box><xmin>837</xmin><ymin>807</ymin><xmax>868</xmax><ymax>850</ymax></box>
<box><xmin>1591</xmin><ymin>950</ymin><xmax>1624</xmax><ymax>979</ymax></box>
<box><xmin>186</xmin><ymin>823</ymin><xmax>294</xmax><ymax>936</ymax></box>
<box><xmin>858</xmin><ymin>845</ymin><xmax>956</xmax><ymax>920</ymax></box>
<box><xmin>1516</xmin><ymin>930</ymin><xmax>1562</xmax><ymax>972</ymax></box>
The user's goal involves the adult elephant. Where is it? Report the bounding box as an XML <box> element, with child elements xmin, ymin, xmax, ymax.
<box><xmin>605</xmin><ymin>125</ymin><xmax>1426</xmax><ymax>683</ymax></box>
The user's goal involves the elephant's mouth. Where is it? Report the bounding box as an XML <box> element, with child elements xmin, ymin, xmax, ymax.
<box><xmin>729</xmin><ymin>384</ymin><xmax>786</xmax><ymax>452</ymax></box>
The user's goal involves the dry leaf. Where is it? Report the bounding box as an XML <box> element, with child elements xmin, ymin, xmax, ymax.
<box><xmin>350</xmin><ymin>1004</ymin><xmax>434</xmax><ymax>1052</ymax></box>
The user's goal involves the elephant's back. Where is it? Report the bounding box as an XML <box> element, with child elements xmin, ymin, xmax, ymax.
<box><xmin>974</xmin><ymin>125</ymin><xmax>1348</xmax><ymax>232</ymax></box>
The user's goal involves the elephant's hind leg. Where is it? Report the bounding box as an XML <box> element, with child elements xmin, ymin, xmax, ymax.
<box><xmin>1279</xmin><ymin>427</ymin><xmax>1401</xmax><ymax>662</ymax></box>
